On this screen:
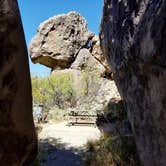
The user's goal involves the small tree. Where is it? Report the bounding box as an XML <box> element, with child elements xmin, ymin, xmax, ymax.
<box><xmin>31</xmin><ymin>73</ymin><xmax>77</xmax><ymax>110</ymax></box>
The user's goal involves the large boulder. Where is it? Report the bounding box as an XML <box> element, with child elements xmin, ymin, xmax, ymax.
<box><xmin>29</xmin><ymin>11</ymin><xmax>94</xmax><ymax>69</ymax></box>
<box><xmin>100</xmin><ymin>0</ymin><xmax>166</xmax><ymax>165</ymax></box>
<box><xmin>0</xmin><ymin>0</ymin><xmax>37</xmax><ymax>165</ymax></box>
<box><xmin>29</xmin><ymin>11</ymin><xmax>112</xmax><ymax>77</ymax></box>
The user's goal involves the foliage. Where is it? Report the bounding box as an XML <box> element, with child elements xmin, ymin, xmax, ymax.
<box><xmin>83</xmin><ymin>136</ymin><xmax>140</xmax><ymax>166</ymax></box>
<box><xmin>31</xmin><ymin>69</ymin><xmax>101</xmax><ymax>121</ymax></box>
<box><xmin>31</xmin><ymin>73</ymin><xmax>76</xmax><ymax>110</ymax></box>
<box><xmin>31</xmin><ymin>76</ymin><xmax>44</xmax><ymax>106</ymax></box>
<box><xmin>32</xmin><ymin>69</ymin><xmax>100</xmax><ymax>108</ymax></box>
<box><xmin>47</xmin><ymin>107</ymin><xmax>68</xmax><ymax>122</ymax></box>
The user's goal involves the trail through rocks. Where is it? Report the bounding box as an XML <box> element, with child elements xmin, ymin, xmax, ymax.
<box><xmin>38</xmin><ymin>122</ymin><xmax>100</xmax><ymax>166</ymax></box>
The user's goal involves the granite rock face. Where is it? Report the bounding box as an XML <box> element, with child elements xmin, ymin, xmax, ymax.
<box><xmin>100</xmin><ymin>0</ymin><xmax>166</xmax><ymax>165</ymax></box>
<box><xmin>0</xmin><ymin>0</ymin><xmax>37</xmax><ymax>165</ymax></box>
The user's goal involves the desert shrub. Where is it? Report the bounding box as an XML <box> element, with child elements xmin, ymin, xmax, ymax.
<box><xmin>47</xmin><ymin>107</ymin><xmax>68</xmax><ymax>122</ymax></box>
<box><xmin>31</xmin><ymin>76</ymin><xmax>45</xmax><ymax>106</ymax></box>
<box><xmin>83</xmin><ymin>136</ymin><xmax>140</xmax><ymax>166</ymax></box>
<box><xmin>31</xmin><ymin>74</ymin><xmax>77</xmax><ymax>122</ymax></box>
<box><xmin>31</xmin><ymin>73</ymin><xmax>76</xmax><ymax>110</ymax></box>
<box><xmin>31</xmin><ymin>69</ymin><xmax>102</xmax><ymax>122</ymax></box>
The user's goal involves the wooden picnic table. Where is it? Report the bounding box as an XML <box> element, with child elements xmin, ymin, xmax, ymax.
<box><xmin>67</xmin><ymin>111</ymin><xmax>97</xmax><ymax>126</ymax></box>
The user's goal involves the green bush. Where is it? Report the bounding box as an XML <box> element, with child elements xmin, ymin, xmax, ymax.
<box><xmin>31</xmin><ymin>69</ymin><xmax>101</xmax><ymax>122</ymax></box>
<box><xmin>47</xmin><ymin>107</ymin><xmax>68</xmax><ymax>122</ymax></box>
<box><xmin>31</xmin><ymin>73</ymin><xmax>76</xmax><ymax>110</ymax></box>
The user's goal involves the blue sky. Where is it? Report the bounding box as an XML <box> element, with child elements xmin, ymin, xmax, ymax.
<box><xmin>17</xmin><ymin>0</ymin><xmax>103</xmax><ymax>76</ymax></box>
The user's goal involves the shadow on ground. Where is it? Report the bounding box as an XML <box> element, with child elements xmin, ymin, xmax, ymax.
<box><xmin>35</xmin><ymin>137</ymin><xmax>84</xmax><ymax>166</ymax></box>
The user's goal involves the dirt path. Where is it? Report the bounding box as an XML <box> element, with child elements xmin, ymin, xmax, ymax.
<box><xmin>38</xmin><ymin>122</ymin><xmax>100</xmax><ymax>166</ymax></box>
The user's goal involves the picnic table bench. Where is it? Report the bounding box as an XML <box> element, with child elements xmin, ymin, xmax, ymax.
<box><xmin>67</xmin><ymin>111</ymin><xmax>97</xmax><ymax>127</ymax></box>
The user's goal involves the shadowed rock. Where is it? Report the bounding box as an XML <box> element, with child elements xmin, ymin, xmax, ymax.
<box><xmin>96</xmin><ymin>99</ymin><xmax>132</xmax><ymax>137</ymax></box>
<box><xmin>100</xmin><ymin>0</ymin><xmax>166</xmax><ymax>165</ymax></box>
<box><xmin>0</xmin><ymin>0</ymin><xmax>37</xmax><ymax>165</ymax></box>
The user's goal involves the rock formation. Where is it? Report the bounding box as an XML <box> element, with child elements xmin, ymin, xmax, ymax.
<box><xmin>0</xmin><ymin>0</ymin><xmax>37</xmax><ymax>165</ymax></box>
<box><xmin>29</xmin><ymin>11</ymin><xmax>94</xmax><ymax>69</ymax></box>
<box><xmin>29</xmin><ymin>12</ymin><xmax>111</xmax><ymax>76</ymax></box>
<box><xmin>100</xmin><ymin>0</ymin><xmax>166</xmax><ymax>165</ymax></box>
<box><xmin>29</xmin><ymin>12</ymin><xmax>119</xmax><ymax>114</ymax></box>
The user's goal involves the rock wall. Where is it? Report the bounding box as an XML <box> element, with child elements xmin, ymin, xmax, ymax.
<box><xmin>0</xmin><ymin>1</ymin><xmax>37</xmax><ymax>165</ymax></box>
<box><xmin>100</xmin><ymin>0</ymin><xmax>166</xmax><ymax>165</ymax></box>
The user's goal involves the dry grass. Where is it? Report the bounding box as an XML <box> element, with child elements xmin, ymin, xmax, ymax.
<box><xmin>83</xmin><ymin>136</ymin><xmax>140</xmax><ymax>166</ymax></box>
